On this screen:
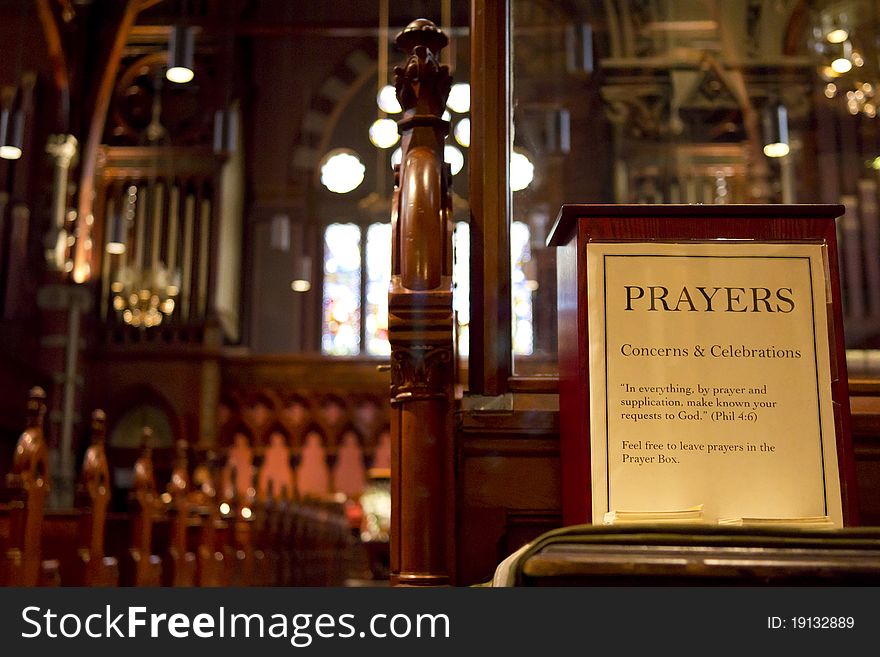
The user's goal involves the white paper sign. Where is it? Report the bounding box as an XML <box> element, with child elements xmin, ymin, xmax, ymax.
<box><xmin>587</xmin><ymin>241</ymin><xmax>842</xmax><ymax>526</ymax></box>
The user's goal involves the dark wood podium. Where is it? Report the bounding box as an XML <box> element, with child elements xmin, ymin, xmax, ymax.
<box><xmin>546</xmin><ymin>204</ymin><xmax>858</xmax><ymax>528</ymax></box>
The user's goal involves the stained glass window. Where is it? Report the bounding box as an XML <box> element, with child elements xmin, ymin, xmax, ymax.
<box><xmin>365</xmin><ymin>222</ymin><xmax>391</xmax><ymax>356</ymax></box>
<box><xmin>322</xmin><ymin>221</ymin><xmax>483</xmax><ymax>358</ymax></box>
<box><xmin>511</xmin><ymin>220</ymin><xmax>534</xmax><ymax>356</ymax></box>
<box><xmin>322</xmin><ymin>223</ymin><xmax>362</xmax><ymax>355</ymax></box>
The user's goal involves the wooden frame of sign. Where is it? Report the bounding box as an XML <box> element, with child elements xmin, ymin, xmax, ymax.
<box><xmin>547</xmin><ymin>204</ymin><xmax>858</xmax><ymax>527</ymax></box>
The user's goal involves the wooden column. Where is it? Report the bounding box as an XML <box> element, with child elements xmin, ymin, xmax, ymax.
<box><xmin>389</xmin><ymin>19</ymin><xmax>456</xmax><ymax>586</ymax></box>
<box><xmin>469</xmin><ymin>0</ymin><xmax>511</xmax><ymax>393</ymax></box>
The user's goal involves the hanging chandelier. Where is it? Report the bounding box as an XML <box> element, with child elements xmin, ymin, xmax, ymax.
<box><xmin>814</xmin><ymin>4</ymin><xmax>878</xmax><ymax>118</ymax></box>
<box><xmin>111</xmin><ymin>262</ymin><xmax>179</xmax><ymax>328</ymax></box>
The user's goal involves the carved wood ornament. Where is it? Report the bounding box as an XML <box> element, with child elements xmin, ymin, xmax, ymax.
<box><xmin>389</xmin><ymin>19</ymin><xmax>456</xmax><ymax>586</ymax></box>
<box><xmin>4</xmin><ymin>387</ymin><xmax>50</xmax><ymax>586</ymax></box>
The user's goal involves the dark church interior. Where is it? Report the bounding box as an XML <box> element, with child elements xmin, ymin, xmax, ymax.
<box><xmin>3</xmin><ymin>0</ymin><xmax>880</xmax><ymax>587</ymax></box>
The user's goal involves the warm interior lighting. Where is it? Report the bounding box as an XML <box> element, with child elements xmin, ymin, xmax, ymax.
<box><xmin>830</xmin><ymin>40</ymin><xmax>853</xmax><ymax>74</ymax></box>
<box><xmin>763</xmin><ymin>142</ymin><xmax>790</xmax><ymax>158</ymax></box>
<box><xmin>444</xmin><ymin>145</ymin><xmax>464</xmax><ymax>176</ymax></box>
<box><xmin>510</xmin><ymin>150</ymin><xmax>535</xmax><ymax>191</ymax></box>
<box><xmin>376</xmin><ymin>85</ymin><xmax>401</xmax><ymax>114</ymax></box>
<box><xmin>0</xmin><ymin>106</ymin><xmax>23</xmax><ymax>160</ymax></box>
<box><xmin>369</xmin><ymin>118</ymin><xmax>399</xmax><ymax>148</ymax></box>
<box><xmin>454</xmin><ymin>118</ymin><xmax>470</xmax><ymax>147</ymax></box>
<box><xmin>166</xmin><ymin>66</ymin><xmax>194</xmax><ymax>84</ymax></box>
<box><xmin>446</xmin><ymin>83</ymin><xmax>470</xmax><ymax>113</ymax></box>
<box><xmin>291</xmin><ymin>256</ymin><xmax>313</xmax><ymax>292</ymax></box>
<box><xmin>831</xmin><ymin>57</ymin><xmax>853</xmax><ymax>74</ymax></box>
<box><xmin>166</xmin><ymin>25</ymin><xmax>195</xmax><ymax>84</ymax></box>
<box><xmin>106</xmin><ymin>211</ymin><xmax>127</xmax><ymax>254</ymax></box>
<box><xmin>762</xmin><ymin>103</ymin><xmax>790</xmax><ymax>158</ymax></box>
<box><xmin>826</xmin><ymin>28</ymin><xmax>849</xmax><ymax>44</ymax></box>
<box><xmin>320</xmin><ymin>149</ymin><xmax>365</xmax><ymax>194</ymax></box>
<box><xmin>390</xmin><ymin>147</ymin><xmax>402</xmax><ymax>168</ymax></box>
<box><xmin>0</xmin><ymin>145</ymin><xmax>21</xmax><ymax>160</ymax></box>
<box><xmin>72</xmin><ymin>263</ymin><xmax>89</xmax><ymax>283</ymax></box>
<box><xmin>112</xmin><ymin>263</ymin><xmax>179</xmax><ymax>328</ymax></box>
<box><xmin>219</xmin><ymin>502</ymin><xmax>231</xmax><ymax>515</ymax></box>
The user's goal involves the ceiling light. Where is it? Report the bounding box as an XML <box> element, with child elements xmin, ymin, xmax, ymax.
<box><xmin>369</xmin><ymin>118</ymin><xmax>399</xmax><ymax>148</ymax></box>
<box><xmin>762</xmin><ymin>103</ymin><xmax>790</xmax><ymax>158</ymax></box>
<box><xmin>291</xmin><ymin>256</ymin><xmax>312</xmax><ymax>292</ymax></box>
<box><xmin>0</xmin><ymin>105</ymin><xmax>23</xmax><ymax>160</ymax></box>
<box><xmin>446</xmin><ymin>83</ymin><xmax>470</xmax><ymax>114</ymax></box>
<box><xmin>454</xmin><ymin>118</ymin><xmax>470</xmax><ymax>147</ymax></box>
<box><xmin>166</xmin><ymin>25</ymin><xmax>195</xmax><ymax>84</ymax></box>
<box><xmin>831</xmin><ymin>57</ymin><xmax>853</xmax><ymax>74</ymax></box>
<box><xmin>510</xmin><ymin>149</ymin><xmax>535</xmax><ymax>191</ymax></box>
<box><xmin>826</xmin><ymin>28</ymin><xmax>848</xmax><ymax>44</ymax></box>
<box><xmin>320</xmin><ymin>149</ymin><xmax>365</xmax><ymax>194</ymax></box>
<box><xmin>377</xmin><ymin>85</ymin><xmax>401</xmax><ymax>114</ymax></box>
<box><xmin>830</xmin><ymin>40</ymin><xmax>853</xmax><ymax>74</ymax></box>
<box><xmin>445</xmin><ymin>145</ymin><xmax>464</xmax><ymax>176</ymax></box>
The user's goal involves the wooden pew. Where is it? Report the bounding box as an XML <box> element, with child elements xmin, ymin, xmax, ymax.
<box><xmin>254</xmin><ymin>488</ymin><xmax>283</xmax><ymax>586</ymax></box>
<box><xmin>276</xmin><ymin>486</ymin><xmax>296</xmax><ymax>585</ymax></box>
<box><xmin>40</xmin><ymin>409</ymin><xmax>119</xmax><ymax>586</ymax></box>
<box><xmin>119</xmin><ymin>427</ymin><xmax>163</xmax><ymax>586</ymax></box>
<box><xmin>224</xmin><ymin>487</ymin><xmax>257</xmax><ymax>587</ymax></box>
<box><xmin>72</xmin><ymin>409</ymin><xmax>119</xmax><ymax>585</ymax></box>
<box><xmin>3</xmin><ymin>393</ymin><xmax>359</xmax><ymax>587</ymax></box>
<box><xmin>160</xmin><ymin>439</ymin><xmax>197</xmax><ymax>586</ymax></box>
<box><xmin>190</xmin><ymin>451</ymin><xmax>231</xmax><ymax>586</ymax></box>
<box><xmin>1</xmin><ymin>387</ymin><xmax>58</xmax><ymax>586</ymax></box>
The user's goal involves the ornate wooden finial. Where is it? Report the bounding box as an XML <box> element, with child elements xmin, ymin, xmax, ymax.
<box><xmin>174</xmin><ymin>438</ymin><xmax>188</xmax><ymax>467</ymax></box>
<box><xmin>395</xmin><ymin>18</ymin><xmax>448</xmax><ymax>54</ymax></box>
<box><xmin>168</xmin><ymin>438</ymin><xmax>190</xmax><ymax>498</ymax></box>
<box><xmin>394</xmin><ymin>19</ymin><xmax>452</xmax><ymax>124</ymax></box>
<box><xmin>78</xmin><ymin>409</ymin><xmax>110</xmax><ymax>504</ymax></box>
<box><xmin>26</xmin><ymin>386</ymin><xmax>47</xmax><ymax>429</ymax></box>
<box><xmin>5</xmin><ymin>385</ymin><xmax>51</xmax><ymax>585</ymax></box>
<box><xmin>133</xmin><ymin>427</ymin><xmax>156</xmax><ymax>494</ymax></box>
<box><xmin>141</xmin><ymin>426</ymin><xmax>154</xmax><ymax>449</ymax></box>
<box><xmin>90</xmin><ymin>409</ymin><xmax>107</xmax><ymax>445</ymax></box>
<box><xmin>12</xmin><ymin>387</ymin><xmax>49</xmax><ymax>482</ymax></box>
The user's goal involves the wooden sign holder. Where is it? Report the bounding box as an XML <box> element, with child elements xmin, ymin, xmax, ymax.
<box><xmin>547</xmin><ymin>204</ymin><xmax>858</xmax><ymax>527</ymax></box>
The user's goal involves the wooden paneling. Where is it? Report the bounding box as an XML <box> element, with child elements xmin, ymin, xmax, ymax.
<box><xmin>456</xmin><ymin>382</ymin><xmax>880</xmax><ymax>585</ymax></box>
